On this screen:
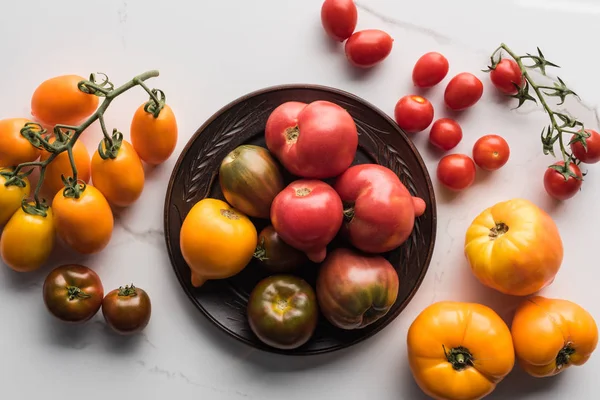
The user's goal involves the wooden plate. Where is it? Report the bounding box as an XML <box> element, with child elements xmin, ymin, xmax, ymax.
<box><xmin>164</xmin><ymin>84</ymin><xmax>437</xmax><ymax>355</ymax></box>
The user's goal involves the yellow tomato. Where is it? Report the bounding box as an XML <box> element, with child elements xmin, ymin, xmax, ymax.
<box><xmin>0</xmin><ymin>118</ymin><xmax>41</xmax><ymax>167</ymax></box>
<box><xmin>407</xmin><ymin>301</ymin><xmax>515</xmax><ymax>400</ymax></box>
<box><xmin>0</xmin><ymin>168</ymin><xmax>31</xmax><ymax>226</ymax></box>
<box><xmin>464</xmin><ymin>198</ymin><xmax>563</xmax><ymax>296</ymax></box>
<box><xmin>40</xmin><ymin>137</ymin><xmax>91</xmax><ymax>199</ymax></box>
<box><xmin>180</xmin><ymin>198</ymin><xmax>257</xmax><ymax>287</ymax></box>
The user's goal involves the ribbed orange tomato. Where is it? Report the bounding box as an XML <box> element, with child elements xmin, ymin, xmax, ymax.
<box><xmin>40</xmin><ymin>137</ymin><xmax>91</xmax><ymax>199</ymax></box>
<box><xmin>130</xmin><ymin>103</ymin><xmax>178</xmax><ymax>165</ymax></box>
<box><xmin>0</xmin><ymin>118</ymin><xmax>41</xmax><ymax>167</ymax></box>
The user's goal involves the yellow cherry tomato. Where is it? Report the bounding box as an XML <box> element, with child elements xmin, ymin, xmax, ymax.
<box><xmin>40</xmin><ymin>137</ymin><xmax>91</xmax><ymax>199</ymax></box>
<box><xmin>0</xmin><ymin>168</ymin><xmax>31</xmax><ymax>226</ymax></box>
<box><xmin>0</xmin><ymin>118</ymin><xmax>41</xmax><ymax>167</ymax></box>
<box><xmin>130</xmin><ymin>103</ymin><xmax>178</xmax><ymax>165</ymax></box>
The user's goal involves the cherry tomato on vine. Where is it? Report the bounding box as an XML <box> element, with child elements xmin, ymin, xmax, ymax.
<box><xmin>437</xmin><ymin>154</ymin><xmax>476</xmax><ymax>191</ymax></box>
<box><xmin>40</xmin><ymin>136</ymin><xmax>91</xmax><ymax>199</ymax></box>
<box><xmin>130</xmin><ymin>103</ymin><xmax>178</xmax><ymax>165</ymax></box>
<box><xmin>43</xmin><ymin>264</ymin><xmax>104</xmax><ymax>323</ymax></box>
<box><xmin>444</xmin><ymin>72</ymin><xmax>484</xmax><ymax>111</ymax></box>
<box><xmin>472</xmin><ymin>134</ymin><xmax>510</xmax><ymax>171</ymax></box>
<box><xmin>394</xmin><ymin>95</ymin><xmax>434</xmax><ymax>133</ymax></box>
<box><xmin>0</xmin><ymin>118</ymin><xmax>41</xmax><ymax>167</ymax></box>
<box><xmin>490</xmin><ymin>58</ymin><xmax>524</xmax><ymax>95</ymax></box>
<box><xmin>102</xmin><ymin>284</ymin><xmax>152</xmax><ymax>335</ymax></box>
<box><xmin>52</xmin><ymin>184</ymin><xmax>114</xmax><ymax>254</ymax></box>
<box><xmin>320</xmin><ymin>0</ymin><xmax>357</xmax><ymax>42</ymax></box>
<box><xmin>428</xmin><ymin>118</ymin><xmax>462</xmax><ymax>151</ymax></box>
<box><xmin>571</xmin><ymin>129</ymin><xmax>600</xmax><ymax>164</ymax></box>
<box><xmin>31</xmin><ymin>75</ymin><xmax>99</xmax><ymax>127</ymax></box>
<box><xmin>0</xmin><ymin>169</ymin><xmax>30</xmax><ymax>226</ymax></box>
<box><xmin>543</xmin><ymin>161</ymin><xmax>583</xmax><ymax>201</ymax></box>
<box><xmin>344</xmin><ymin>29</ymin><xmax>394</xmax><ymax>68</ymax></box>
<box><xmin>412</xmin><ymin>52</ymin><xmax>449</xmax><ymax>88</ymax></box>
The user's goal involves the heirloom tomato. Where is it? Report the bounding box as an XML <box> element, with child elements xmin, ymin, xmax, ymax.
<box><xmin>511</xmin><ymin>296</ymin><xmax>598</xmax><ymax>377</ymax></box>
<box><xmin>254</xmin><ymin>225</ymin><xmax>307</xmax><ymax>273</ymax></box>
<box><xmin>0</xmin><ymin>118</ymin><xmax>41</xmax><ymax>167</ymax></box>
<box><xmin>543</xmin><ymin>161</ymin><xmax>583</xmax><ymax>201</ymax></box>
<box><xmin>130</xmin><ymin>103</ymin><xmax>178</xmax><ymax>165</ymax></box>
<box><xmin>180</xmin><ymin>198</ymin><xmax>257</xmax><ymax>287</ymax></box>
<box><xmin>265</xmin><ymin>100</ymin><xmax>358</xmax><ymax>179</ymax></box>
<box><xmin>43</xmin><ymin>264</ymin><xmax>104</xmax><ymax>323</ymax></box>
<box><xmin>394</xmin><ymin>95</ymin><xmax>434</xmax><ymax>134</ymax></box>
<box><xmin>464</xmin><ymin>198</ymin><xmax>563</xmax><ymax>296</ymax></box>
<box><xmin>571</xmin><ymin>129</ymin><xmax>600</xmax><ymax>164</ymax></box>
<box><xmin>490</xmin><ymin>58</ymin><xmax>524</xmax><ymax>95</ymax></box>
<box><xmin>0</xmin><ymin>168</ymin><xmax>30</xmax><ymax>226</ymax></box>
<box><xmin>444</xmin><ymin>72</ymin><xmax>484</xmax><ymax>111</ymax></box>
<box><xmin>40</xmin><ymin>136</ymin><xmax>91</xmax><ymax>199</ymax></box>
<box><xmin>407</xmin><ymin>301</ymin><xmax>515</xmax><ymax>400</ymax></box>
<box><xmin>271</xmin><ymin>180</ymin><xmax>343</xmax><ymax>263</ymax></box>
<box><xmin>472</xmin><ymin>134</ymin><xmax>510</xmax><ymax>171</ymax></box>
<box><xmin>320</xmin><ymin>0</ymin><xmax>357</xmax><ymax>42</ymax></box>
<box><xmin>436</xmin><ymin>154</ymin><xmax>476</xmax><ymax>191</ymax></box>
<box><xmin>247</xmin><ymin>275</ymin><xmax>318</xmax><ymax>350</ymax></box>
<box><xmin>102</xmin><ymin>284</ymin><xmax>152</xmax><ymax>335</ymax></box>
<box><xmin>219</xmin><ymin>145</ymin><xmax>284</xmax><ymax>219</ymax></box>
<box><xmin>412</xmin><ymin>52</ymin><xmax>449</xmax><ymax>88</ymax></box>
<box><xmin>344</xmin><ymin>29</ymin><xmax>394</xmax><ymax>68</ymax></box>
<box><xmin>316</xmin><ymin>248</ymin><xmax>399</xmax><ymax>330</ymax></box>
<box><xmin>429</xmin><ymin>118</ymin><xmax>462</xmax><ymax>151</ymax></box>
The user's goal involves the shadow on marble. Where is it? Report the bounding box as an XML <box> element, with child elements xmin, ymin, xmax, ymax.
<box><xmin>43</xmin><ymin>314</ymin><xmax>102</xmax><ymax>351</ymax></box>
<box><xmin>489</xmin><ymin>364</ymin><xmax>566</xmax><ymax>399</ymax></box>
<box><xmin>398</xmin><ymin>363</ymin><xmax>431</xmax><ymax>400</ymax></box>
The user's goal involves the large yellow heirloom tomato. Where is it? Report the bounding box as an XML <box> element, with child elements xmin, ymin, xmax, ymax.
<box><xmin>0</xmin><ymin>169</ymin><xmax>30</xmax><ymax>226</ymax></box>
<box><xmin>464</xmin><ymin>198</ymin><xmax>563</xmax><ymax>296</ymax></box>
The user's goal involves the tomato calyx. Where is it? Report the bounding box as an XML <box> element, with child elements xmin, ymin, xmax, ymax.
<box><xmin>1</xmin><ymin>168</ymin><xmax>31</xmax><ymax>188</ymax></box>
<box><xmin>66</xmin><ymin>285</ymin><xmax>92</xmax><ymax>301</ymax></box>
<box><xmin>443</xmin><ymin>345</ymin><xmax>474</xmax><ymax>371</ymax></box>
<box><xmin>21</xmin><ymin>199</ymin><xmax>49</xmax><ymax>217</ymax></box>
<box><xmin>253</xmin><ymin>238</ymin><xmax>269</xmax><ymax>261</ymax></box>
<box><xmin>294</xmin><ymin>187</ymin><xmax>311</xmax><ymax>197</ymax></box>
<box><xmin>137</xmin><ymin>80</ymin><xmax>166</xmax><ymax>118</ymax></box>
<box><xmin>556</xmin><ymin>343</ymin><xmax>576</xmax><ymax>370</ymax></box>
<box><xmin>342</xmin><ymin>204</ymin><xmax>355</xmax><ymax>222</ymax></box>
<box><xmin>548</xmin><ymin>162</ymin><xmax>584</xmax><ymax>181</ymax></box>
<box><xmin>97</xmin><ymin>128</ymin><xmax>124</xmax><ymax>160</ymax></box>
<box><xmin>62</xmin><ymin>178</ymin><xmax>88</xmax><ymax>200</ymax></box>
<box><xmin>489</xmin><ymin>222</ymin><xmax>509</xmax><ymax>239</ymax></box>
<box><xmin>117</xmin><ymin>284</ymin><xmax>138</xmax><ymax>297</ymax></box>
<box><xmin>78</xmin><ymin>72</ymin><xmax>115</xmax><ymax>98</ymax></box>
<box><xmin>285</xmin><ymin>127</ymin><xmax>300</xmax><ymax>144</ymax></box>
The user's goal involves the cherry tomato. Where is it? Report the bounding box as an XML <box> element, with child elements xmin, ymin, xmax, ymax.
<box><xmin>0</xmin><ymin>118</ymin><xmax>41</xmax><ymax>167</ymax></box>
<box><xmin>412</xmin><ymin>52</ymin><xmax>449</xmax><ymax>88</ymax></box>
<box><xmin>344</xmin><ymin>29</ymin><xmax>394</xmax><ymax>68</ymax></box>
<box><xmin>437</xmin><ymin>154</ymin><xmax>476</xmax><ymax>191</ymax></box>
<box><xmin>130</xmin><ymin>103</ymin><xmax>178</xmax><ymax>165</ymax></box>
<box><xmin>102</xmin><ymin>284</ymin><xmax>151</xmax><ymax>335</ymax></box>
<box><xmin>394</xmin><ymin>95</ymin><xmax>434</xmax><ymax>134</ymax></box>
<box><xmin>543</xmin><ymin>161</ymin><xmax>583</xmax><ymax>201</ymax></box>
<box><xmin>571</xmin><ymin>129</ymin><xmax>600</xmax><ymax>164</ymax></box>
<box><xmin>472</xmin><ymin>134</ymin><xmax>510</xmax><ymax>171</ymax></box>
<box><xmin>0</xmin><ymin>168</ymin><xmax>30</xmax><ymax>226</ymax></box>
<box><xmin>320</xmin><ymin>0</ymin><xmax>357</xmax><ymax>42</ymax></box>
<box><xmin>428</xmin><ymin>118</ymin><xmax>462</xmax><ymax>151</ymax></box>
<box><xmin>40</xmin><ymin>137</ymin><xmax>91</xmax><ymax>199</ymax></box>
<box><xmin>444</xmin><ymin>72</ymin><xmax>484</xmax><ymax>111</ymax></box>
<box><xmin>43</xmin><ymin>264</ymin><xmax>104</xmax><ymax>323</ymax></box>
<box><xmin>490</xmin><ymin>58</ymin><xmax>524</xmax><ymax>95</ymax></box>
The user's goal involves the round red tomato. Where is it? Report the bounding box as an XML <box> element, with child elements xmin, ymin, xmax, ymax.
<box><xmin>344</xmin><ymin>29</ymin><xmax>393</xmax><ymax>68</ymax></box>
<box><xmin>571</xmin><ymin>129</ymin><xmax>600</xmax><ymax>164</ymax></box>
<box><xmin>472</xmin><ymin>134</ymin><xmax>510</xmax><ymax>171</ymax></box>
<box><xmin>394</xmin><ymin>95</ymin><xmax>434</xmax><ymax>134</ymax></box>
<box><xmin>428</xmin><ymin>118</ymin><xmax>462</xmax><ymax>151</ymax></box>
<box><xmin>437</xmin><ymin>154</ymin><xmax>476</xmax><ymax>191</ymax></box>
<box><xmin>444</xmin><ymin>72</ymin><xmax>484</xmax><ymax>111</ymax></box>
<box><xmin>543</xmin><ymin>161</ymin><xmax>583</xmax><ymax>201</ymax></box>
<box><xmin>412</xmin><ymin>52</ymin><xmax>449</xmax><ymax>88</ymax></box>
<box><xmin>490</xmin><ymin>58</ymin><xmax>524</xmax><ymax>95</ymax></box>
<box><xmin>102</xmin><ymin>284</ymin><xmax>152</xmax><ymax>335</ymax></box>
<box><xmin>320</xmin><ymin>0</ymin><xmax>357</xmax><ymax>42</ymax></box>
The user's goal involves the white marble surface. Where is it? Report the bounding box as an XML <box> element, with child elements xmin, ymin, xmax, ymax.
<box><xmin>1</xmin><ymin>0</ymin><xmax>599</xmax><ymax>399</ymax></box>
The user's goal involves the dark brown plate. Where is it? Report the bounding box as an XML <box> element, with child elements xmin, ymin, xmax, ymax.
<box><xmin>164</xmin><ymin>84</ymin><xmax>437</xmax><ymax>355</ymax></box>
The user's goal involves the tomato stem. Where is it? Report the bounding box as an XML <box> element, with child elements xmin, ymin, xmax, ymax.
<box><xmin>443</xmin><ymin>345</ymin><xmax>474</xmax><ymax>371</ymax></box>
<box><xmin>253</xmin><ymin>238</ymin><xmax>269</xmax><ymax>261</ymax></box>
<box><xmin>489</xmin><ymin>222</ymin><xmax>509</xmax><ymax>239</ymax></box>
<box><xmin>118</xmin><ymin>284</ymin><xmax>138</xmax><ymax>297</ymax></box>
<box><xmin>66</xmin><ymin>286</ymin><xmax>91</xmax><ymax>301</ymax></box>
<box><xmin>556</xmin><ymin>343</ymin><xmax>576</xmax><ymax>370</ymax></box>
<box><xmin>343</xmin><ymin>206</ymin><xmax>355</xmax><ymax>222</ymax></box>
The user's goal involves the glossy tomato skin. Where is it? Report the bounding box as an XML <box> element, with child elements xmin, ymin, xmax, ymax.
<box><xmin>320</xmin><ymin>0</ymin><xmax>357</xmax><ymax>42</ymax></box>
<box><xmin>511</xmin><ymin>296</ymin><xmax>598</xmax><ymax>377</ymax></box>
<box><xmin>316</xmin><ymin>248</ymin><xmax>399</xmax><ymax>330</ymax></box>
<box><xmin>571</xmin><ymin>129</ymin><xmax>600</xmax><ymax>164</ymax></box>
<box><xmin>334</xmin><ymin>164</ymin><xmax>426</xmax><ymax>253</ymax></box>
<box><xmin>43</xmin><ymin>264</ymin><xmax>104</xmax><ymax>323</ymax></box>
<box><xmin>180</xmin><ymin>198</ymin><xmax>257</xmax><ymax>287</ymax></box>
<box><xmin>91</xmin><ymin>140</ymin><xmax>145</xmax><ymax>207</ymax></box>
<box><xmin>436</xmin><ymin>154</ymin><xmax>476</xmax><ymax>191</ymax></box>
<box><xmin>31</xmin><ymin>75</ymin><xmax>99</xmax><ymax>127</ymax></box>
<box><xmin>0</xmin><ymin>118</ymin><xmax>41</xmax><ymax>167</ymax></box>
<box><xmin>265</xmin><ymin>100</ymin><xmax>358</xmax><ymax>179</ymax></box>
<box><xmin>472</xmin><ymin>134</ymin><xmax>510</xmax><ymax>171</ymax></box>
<box><xmin>0</xmin><ymin>205</ymin><xmax>55</xmax><ymax>272</ymax></box>
<box><xmin>102</xmin><ymin>285</ymin><xmax>151</xmax><ymax>335</ymax></box>
<box><xmin>464</xmin><ymin>198</ymin><xmax>563</xmax><ymax>296</ymax></box>
<box><xmin>271</xmin><ymin>180</ymin><xmax>343</xmax><ymax>263</ymax></box>
<box><xmin>412</xmin><ymin>52</ymin><xmax>449</xmax><ymax>88</ymax></box>
<box><xmin>254</xmin><ymin>225</ymin><xmax>307</xmax><ymax>273</ymax></box>
<box><xmin>444</xmin><ymin>73</ymin><xmax>484</xmax><ymax>111</ymax></box>
<box><xmin>429</xmin><ymin>118</ymin><xmax>462</xmax><ymax>151</ymax></box>
<box><xmin>247</xmin><ymin>275</ymin><xmax>318</xmax><ymax>350</ymax></box>
<box><xmin>490</xmin><ymin>58</ymin><xmax>524</xmax><ymax>95</ymax></box>
<box><xmin>40</xmin><ymin>137</ymin><xmax>91</xmax><ymax>199</ymax></box>
<box><xmin>130</xmin><ymin>103</ymin><xmax>178</xmax><ymax>165</ymax></box>
<box><xmin>0</xmin><ymin>168</ymin><xmax>30</xmax><ymax>226</ymax></box>
<box><xmin>543</xmin><ymin>161</ymin><xmax>583</xmax><ymax>201</ymax></box>
<box><xmin>344</xmin><ymin>29</ymin><xmax>394</xmax><ymax>68</ymax></box>
<box><xmin>52</xmin><ymin>185</ymin><xmax>114</xmax><ymax>254</ymax></box>
<box><xmin>407</xmin><ymin>301</ymin><xmax>515</xmax><ymax>400</ymax></box>
<box><xmin>219</xmin><ymin>145</ymin><xmax>285</xmax><ymax>219</ymax></box>
<box><xmin>394</xmin><ymin>95</ymin><xmax>434</xmax><ymax>133</ymax></box>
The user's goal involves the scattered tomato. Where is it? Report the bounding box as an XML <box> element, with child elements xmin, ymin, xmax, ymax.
<box><xmin>0</xmin><ymin>168</ymin><xmax>30</xmax><ymax>226</ymax></box>
<box><xmin>344</xmin><ymin>29</ymin><xmax>393</xmax><ymax>68</ymax></box>
<box><xmin>320</xmin><ymin>0</ymin><xmax>357</xmax><ymax>42</ymax></box>
<box><xmin>571</xmin><ymin>129</ymin><xmax>600</xmax><ymax>164</ymax></box>
<box><xmin>254</xmin><ymin>225</ymin><xmax>307</xmax><ymax>273</ymax></box>
<box><xmin>472</xmin><ymin>134</ymin><xmax>510</xmax><ymax>171</ymax></box>
<box><xmin>490</xmin><ymin>58</ymin><xmax>524</xmax><ymax>95</ymax></box>
<box><xmin>436</xmin><ymin>154</ymin><xmax>476</xmax><ymax>191</ymax></box>
<box><xmin>40</xmin><ymin>136</ymin><xmax>91</xmax><ymax>199</ymax></box>
<box><xmin>102</xmin><ymin>284</ymin><xmax>152</xmax><ymax>335</ymax></box>
<box><xmin>130</xmin><ymin>103</ymin><xmax>178</xmax><ymax>165</ymax></box>
<box><xmin>0</xmin><ymin>118</ymin><xmax>41</xmax><ymax>167</ymax></box>
<box><xmin>543</xmin><ymin>161</ymin><xmax>583</xmax><ymax>201</ymax></box>
<box><xmin>428</xmin><ymin>118</ymin><xmax>462</xmax><ymax>151</ymax></box>
<box><xmin>412</xmin><ymin>52</ymin><xmax>449</xmax><ymax>88</ymax></box>
<box><xmin>444</xmin><ymin>72</ymin><xmax>484</xmax><ymax>111</ymax></box>
<box><xmin>394</xmin><ymin>95</ymin><xmax>434</xmax><ymax>134</ymax></box>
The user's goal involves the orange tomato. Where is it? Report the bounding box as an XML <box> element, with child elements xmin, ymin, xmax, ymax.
<box><xmin>0</xmin><ymin>118</ymin><xmax>41</xmax><ymax>167</ymax></box>
<box><xmin>52</xmin><ymin>184</ymin><xmax>113</xmax><ymax>254</ymax></box>
<box><xmin>130</xmin><ymin>103</ymin><xmax>178</xmax><ymax>165</ymax></box>
<box><xmin>0</xmin><ymin>168</ymin><xmax>31</xmax><ymax>226</ymax></box>
<box><xmin>180</xmin><ymin>198</ymin><xmax>257</xmax><ymax>287</ymax></box>
<box><xmin>31</xmin><ymin>75</ymin><xmax>99</xmax><ymax>127</ymax></box>
<box><xmin>407</xmin><ymin>301</ymin><xmax>515</xmax><ymax>400</ymax></box>
<box><xmin>511</xmin><ymin>296</ymin><xmax>598</xmax><ymax>377</ymax></box>
<box><xmin>91</xmin><ymin>139</ymin><xmax>145</xmax><ymax>207</ymax></box>
<box><xmin>40</xmin><ymin>137</ymin><xmax>91</xmax><ymax>199</ymax></box>
<box><xmin>464</xmin><ymin>198</ymin><xmax>563</xmax><ymax>296</ymax></box>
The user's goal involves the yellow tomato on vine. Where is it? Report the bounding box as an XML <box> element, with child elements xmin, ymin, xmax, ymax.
<box><xmin>0</xmin><ymin>118</ymin><xmax>41</xmax><ymax>167</ymax></box>
<box><xmin>40</xmin><ymin>135</ymin><xmax>91</xmax><ymax>199</ymax></box>
<box><xmin>0</xmin><ymin>168</ymin><xmax>31</xmax><ymax>226</ymax></box>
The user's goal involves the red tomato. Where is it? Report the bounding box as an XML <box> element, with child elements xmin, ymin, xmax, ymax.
<box><xmin>320</xmin><ymin>0</ymin><xmax>357</xmax><ymax>42</ymax></box>
<box><xmin>344</xmin><ymin>29</ymin><xmax>393</xmax><ymax>68</ymax></box>
<box><xmin>490</xmin><ymin>59</ymin><xmax>524</xmax><ymax>95</ymax></box>
<box><xmin>571</xmin><ymin>129</ymin><xmax>600</xmax><ymax>164</ymax></box>
<box><xmin>543</xmin><ymin>161</ymin><xmax>583</xmax><ymax>201</ymax></box>
<box><xmin>444</xmin><ymin>72</ymin><xmax>484</xmax><ymax>111</ymax></box>
<box><xmin>412</xmin><ymin>52</ymin><xmax>449</xmax><ymax>88</ymax></box>
<box><xmin>428</xmin><ymin>118</ymin><xmax>462</xmax><ymax>151</ymax></box>
<box><xmin>472</xmin><ymin>134</ymin><xmax>510</xmax><ymax>171</ymax></box>
<box><xmin>394</xmin><ymin>95</ymin><xmax>434</xmax><ymax>134</ymax></box>
<box><xmin>437</xmin><ymin>154</ymin><xmax>476</xmax><ymax>191</ymax></box>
